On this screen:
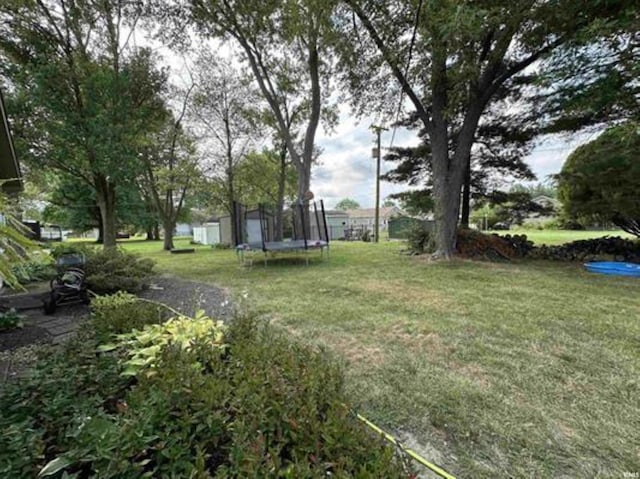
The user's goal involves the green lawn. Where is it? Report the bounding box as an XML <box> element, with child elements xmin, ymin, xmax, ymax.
<box><xmin>120</xmin><ymin>238</ymin><xmax>640</xmax><ymax>478</ymax></box>
<box><xmin>496</xmin><ymin>229</ymin><xmax>632</xmax><ymax>245</ymax></box>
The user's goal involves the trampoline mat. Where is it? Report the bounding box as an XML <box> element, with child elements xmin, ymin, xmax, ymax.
<box><xmin>236</xmin><ymin>240</ymin><xmax>328</xmax><ymax>252</ymax></box>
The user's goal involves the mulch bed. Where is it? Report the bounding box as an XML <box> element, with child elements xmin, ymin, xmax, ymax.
<box><xmin>140</xmin><ymin>276</ymin><xmax>234</xmax><ymax>321</ymax></box>
<box><xmin>0</xmin><ymin>325</ymin><xmax>51</xmax><ymax>353</ymax></box>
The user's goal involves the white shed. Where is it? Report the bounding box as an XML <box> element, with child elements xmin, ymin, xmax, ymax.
<box><xmin>192</xmin><ymin>223</ymin><xmax>221</xmax><ymax>245</ymax></box>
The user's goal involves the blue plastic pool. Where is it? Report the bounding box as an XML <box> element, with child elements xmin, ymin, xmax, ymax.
<box><xmin>584</xmin><ymin>261</ymin><xmax>640</xmax><ymax>277</ymax></box>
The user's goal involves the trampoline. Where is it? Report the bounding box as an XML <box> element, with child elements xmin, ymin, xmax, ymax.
<box><xmin>235</xmin><ymin>200</ymin><xmax>330</xmax><ymax>266</ymax></box>
<box><xmin>584</xmin><ymin>261</ymin><xmax>640</xmax><ymax>278</ymax></box>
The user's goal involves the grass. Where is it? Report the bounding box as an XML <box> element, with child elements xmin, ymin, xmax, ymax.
<box><xmin>117</xmin><ymin>237</ymin><xmax>639</xmax><ymax>478</ymax></box>
<box><xmin>495</xmin><ymin>228</ymin><xmax>632</xmax><ymax>245</ymax></box>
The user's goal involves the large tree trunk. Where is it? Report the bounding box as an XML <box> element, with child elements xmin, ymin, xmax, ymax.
<box><xmin>153</xmin><ymin>222</ymin><xmax>160</xmax><ymax>241</ymax></box>
<box><xmin>429</xmin><ymin>77</ymin><xmax>482</xmax><ymax>257</ymax></box>
<box><xmin>223</xmin><ymin>113</ymin><xmax>238</xmax><ymax>245</ymax></box>
<box><xmin>460</xmin><ymin>158</ymin><xmax>472</xmax><ymax>228</ymax></box>
<box><xmin>274</xmin><ymin>144</ymin><xmax>287</xmax><ymax>241</ymax></box>
<box><xmin>295</xmin><ymin>163</ymin><xmax>312</xmax><ymax>239</ymax></box>
<box><xmin>430</xmin><ymin>139</ymin><xmax>464</xmax><ymax>259</ymax></box>
<box><xmin>432</xmin><ymin>176</ymin><xmax>463</xmax><ymax>258</ymax></box>
<box><xmin>162</xmin><ymin>219</ymin><xmax>175</xmax><ymax>251</ymax></box>
<box><xmin>96</xmin><ymin>177</ymin><xmax>117</xmax><ymax>249</ymax></box>
<box><xmin>96</xmin><ymin>212</ymin><xmax>104</xmax><ymax>244</ymax></box>
<box><xmin>145</xmin><ymin>225</ymin><xmax>154</xmax><ymax>241</ymax></box>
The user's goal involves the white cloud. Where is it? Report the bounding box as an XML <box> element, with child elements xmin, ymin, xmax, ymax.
<box><xmin>313</xmin><ymin>108</ymin><xmax>420</xmax><ymax>208</ymax></box>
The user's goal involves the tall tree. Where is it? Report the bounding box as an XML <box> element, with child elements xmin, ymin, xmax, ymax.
<box><xmin>43</xmin><ymin>172</ymin><xmax>157</xmax><ymax>241</ymax></box>
<box><xmin>140</xmin><ymin>89</ymin><xmax>200</xmax><ymax>251</ymax></box>
<box><xmin>533</xmin><ymin>16</ymin><xmax>640</xmax><ymax>134</ymax></box>
<box><xmin>189</xmin><ymin>53</ymin><xmax>259</xmax><ymax>245</ymax></box>
<box><xmin>0</xmin><ymin>0</ymin><xmax>167</xmax><ymax>248</ymax></box>
<box><xmin>339</xmin><ymin>0</ymin><xmax>634</xmax><ymax>257</ymax></box>
<box><xmin>234</xmin><ymin>148</ymin><xmax>298</xmax><ymax>210</ymax></box>
<box><xmin>185</xmin><ymin>0</ymin><xmax>336</xmax><ymax>214</ymax></box>
<box><xmin>383</xmin><ymin>106</ymin><xmax>537</xmax><ymax>227</ymax></box>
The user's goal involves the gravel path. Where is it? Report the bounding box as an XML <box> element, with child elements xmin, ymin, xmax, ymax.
<box><xmin>139</xmin><ymin>276</ymin><xmax>234</xmax><ymax>321</ymax></box>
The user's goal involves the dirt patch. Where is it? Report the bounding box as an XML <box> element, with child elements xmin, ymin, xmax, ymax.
<box><xmin>378</xmin><ymin>322</ymin><xmax>454</xmax><ymax>358</ymax></box>
<box><xmin>321</xmin><ymin>332</ymin><xmax>387</xmax><ymax>367</ymax></box>
<box><xmin>273</xmin><ymin>321</ymin><xmax>387</xmax><ymax>368</ymax></box>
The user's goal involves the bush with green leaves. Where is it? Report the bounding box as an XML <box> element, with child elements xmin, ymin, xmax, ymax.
<box><xmin>98</xmin><ymin>311</ymin><xmax>227</xmax><ymax>377</ymax></box>
<box><xmin>50</xmin><ymin>244</ymin><xmax>155</xmax><ymax>294</ymax></box>
<box><xmin>0</xmin><ymin>303</ymin><xmax>408</xmax><ymax>478</ymax></box>
<box><xmin>406</xmin><ymin>222</ymin><xmax>434</xmax><ymax>254</ymax></box>
<box><xmin>0</xmin><ymin>187</ymin><xmax>37</xmax><ymax>290</ymax></box>
<box><xmin>91</xmin><ymin>292</ymin><xmax>165</xmax><ymax>338</ymax></box>
<box><xmin>10</xmin><ymin>254</ymin><xmax>56</xmax><ymax>286</ymax></box>
<box><xmin>0</xmin><ymin>308</ymin><xmax>23</xmax><ymax>331</ymax></box>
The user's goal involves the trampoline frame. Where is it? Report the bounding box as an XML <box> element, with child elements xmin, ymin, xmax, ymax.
<box><xmin>234</xmin><ymin>200</ymin><xmax>330</xmax><ymax>267</ymax></box>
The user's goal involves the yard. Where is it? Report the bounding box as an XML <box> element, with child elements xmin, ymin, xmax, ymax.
<box><xmin>120</xmin><ymin>236</ymin><xmax>640</xmax><ymax>478</ymax></box>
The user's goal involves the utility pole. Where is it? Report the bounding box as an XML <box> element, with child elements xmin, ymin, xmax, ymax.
<box><xmin>370</xmin><ymin>125</ymin><xmax>387</xmax><ymax>243</ymax></box>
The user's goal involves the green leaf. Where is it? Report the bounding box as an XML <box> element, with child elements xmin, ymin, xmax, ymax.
<box><xmin>38</xmin><ymin>456</ymin><xmax>72</xmax><ymax>477</ymax></box>
<box><xmin>97</xmin><ymin>343</ymin><xmax>119</xmax><ymax>352</ymax></box>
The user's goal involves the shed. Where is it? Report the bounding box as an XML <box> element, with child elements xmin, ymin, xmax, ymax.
<box><xmin>193</xmin><ymin>223</ymin><xmax>221</xmax><ymax>245</ymax></box>
<box><xmin>219</xmin><ymin>207</ymin><xmax>275</xmax><ymax>246</ymax></box>
<box><xmin>388</xmin><ymin>216</ymin><xmax>435</xmax><ymax>239</ymax></box>
<box><xmin>317</xmin><ymin>209</ymin><xmax>348</xmax><ymax>240</ymax></box>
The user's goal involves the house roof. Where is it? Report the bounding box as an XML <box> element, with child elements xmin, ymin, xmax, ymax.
<box><xmin>0</xmin><ymin>88</ymin><xmax>21</xmax><ymax>193</ymax></box>
<box><xmin>345</xmin><ymin>207</ymin><xmax>404</xmax><ymax>219</ymax></box>
<box><xmin>324</xmin><ymin>209</ymin><xmax>349</xmax><ymax>217</ymax></box>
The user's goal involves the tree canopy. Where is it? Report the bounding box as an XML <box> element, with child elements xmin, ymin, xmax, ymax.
<box><xmin>337</xmin><ymin>0</ymin><xmax>636</xmax><ymax>257</ymax></box>
<box><xmin>335</xmin><ymin>198</ymin><xmax>360</xmax><ymax>211</ymax></box>
<box><xmin>557</xmin><ymin>122</ymin><xmax>640</xmax><ymax>236</ymax></box>
<box><xmin>0</xmin><ymin>0</ymin><xmax>169</xmax><ymax>248</ymax></box>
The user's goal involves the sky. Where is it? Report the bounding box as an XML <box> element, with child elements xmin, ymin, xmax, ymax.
<box><xmin>312</xmin><ymin>108</ymin><xmax>598</xmax><ymax>209</ymax></box>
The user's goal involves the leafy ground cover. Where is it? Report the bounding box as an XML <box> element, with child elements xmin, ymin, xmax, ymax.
<box><xmin>0</xmin><ymin>293</ymin><xmax>406</xmax><ymax>477</ymax></box>
<box><xmin>120</xmin><ymin>237</ymin><xmax>640</xmax><ymax>478</ymax></box>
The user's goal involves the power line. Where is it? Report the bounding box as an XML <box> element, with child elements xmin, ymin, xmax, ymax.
<box><xmin>388</xmin><ymin>0</ymin><xmax>424</xmax><ymax>151</ymax></box>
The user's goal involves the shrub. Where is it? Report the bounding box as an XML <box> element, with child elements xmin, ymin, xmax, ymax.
<box><xmin>10</xmin><ymin>255</ymin><xmax>56</xmax><ymax>286</ymax></box>
<box><xmin>91</xmin><ymin>292</ymin><xmax>165</xmax><ymax>338</ymax></box>
<box><xmin>0</xmin><ymin>331</ymin><xmax>129</xmax><ymax>478</ymax></box>
<box><xmin>98</xmin><ymin>312</ymin><xmax>227</xmax><ymax>377</ymax></box>
<box><xmin>50</xmin><ymin>244</ymin><xmax>155</xmax><ymax>294</ymax></box>
<box><xmin>406</xmin><ymin>223</ymin><xmax>434</xmax><ymax>254</ymax></box>
<box><xmin>0</xmin><ymin>305</ymin><xmax>408</xmax><ymax>478</ymax></box>
<box><xmin>0</xmin><ymin>308</ymin><xmax>23</xmax><ymax>331</ymax></box>
<box><xmin>85</xmin><ymin>248</ymin><xmax>155</xmax><ymax>294</ymax></box>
